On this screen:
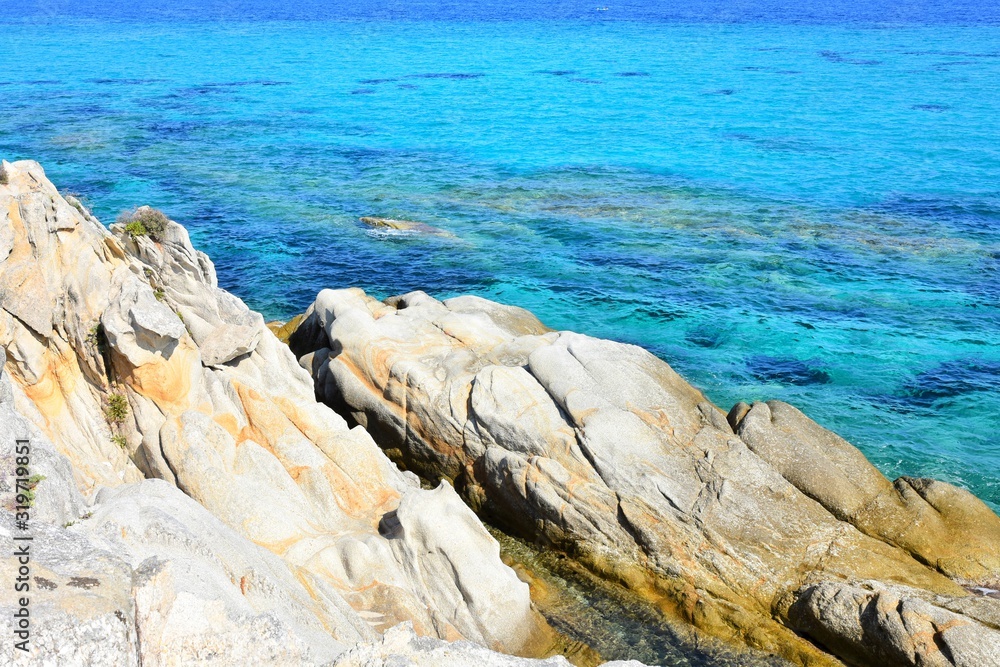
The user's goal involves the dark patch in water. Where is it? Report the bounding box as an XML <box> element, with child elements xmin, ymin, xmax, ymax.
<box><xmin>704</xmin><ymin>88</ymin><xmax>735</xmax><ymax>96</ymax></box>
<box><xmin>177</xmin><ymin>81</ymin><xmax>289</xmax><ymax>93</ymax></box>
<box><xmin>397</xmin><ymin>83</ymin><xmax>419</xmax><ymax>90</ymax></box>
<box><xmin>819</xmin><ymin>50</ymin><xmax>882</xmax><ymax>65</ymax></box>
<box><xmin>87</xmin><ymin>78</ymin><xmax>166</xmax><ymax>85</ymax></box>
<box><xmin>932</xmin><ymin>61</ymin><xmax>977</xmax><ymax>69</ymax></box>
<box><xmin>20</xmin><ymin>80</ymin><xmax>62</xmax><ymax>85</ymax></box>
<box><xmin>748</xmin><ymin>355</ymin><xmax>831</xmax><ymax>386</ymax></box>
<box><xmin>912</xmin><ymin>103</ymin><xmax>951</xmax><ymax>112</ymax></box>
<box><xmin>616</xmin><ymin>71</ymin><xmax>649</xmax><ymax>77</ymax></box>
<box><xmin>146</xmin><ymin>121</ymin><xmax>202</xmax><ymax>138</ymax></box>
<box><xmin>209</xmin><ymin>80</ymin><xmax>287</xmax><ymax>87</ymax></box>
<box><xmin>869</xmin><ymin>196</ymin><xmax>1000</xmax><ymax>238</ymax></box>
<box><xmin>536</xmin><ymin>70</ymin><xmax>576</xmax><ymax>76</ymax></box>
<box><xmin>795</xmin><ymin>321</ymin><xmax>816</xmax><ymax>330</ymax></box>
<box><xmin>172</xmin><ymin>84</ymin><xmax>245</xmax><ymax>97</ymax></box>
<box><xmin>636</xmin><ymin>305</ymin><xmax>683</xmax><ymax>321</ymax></box>
<box><xmin>776</xmin><ymin>70</ymin><xmax>802</xmax><ymax>74</ymax></box>
<box><xmin>67</xmin><ymin>103</ymin><xmax>109</xmax><ymax>116</ymax></box>
<box><xmin>686</xmin><ymin>328</ymin><xmax>724</xmax><ymax>349</ymax></box>
<box><xmin>902</xmin><ymin>359</ymin><xmax>1000</xmax><ymax>405</ymax></box>
<box><xmin>725</xmin><ymin>132</ymin><xmax>813</xmax><ymax>153</ymax></box>
<box><xmin>350</xmin><ymin>88</ymin><xmax>376</xmax><ymax>95</ymax></box>
<box><xmin>741</xmin><ymin>66</ymin><xmax>767</xmax><ymax>71</ymax></box>
<box><xmin>359</xmin><ymin>78</ymin><xmax>398</xmax><ymax>84</ymax></box>
<box><xmin>570</xmin><ymin>78</ymin><xmax>603</xmax><ymax>84</ymax></box>
<box><xmin>407</xmin><ymin>72</ymin><xmax>485</xmax><ymax>80</ymax></box>
<box><xmin>901</xmin><ymin>50</ymin><xmax>1000</xmax><ymax>57</ymax></box>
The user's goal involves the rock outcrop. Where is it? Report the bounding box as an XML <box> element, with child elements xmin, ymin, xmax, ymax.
<box><xmin>5</xmin><ymin>157</ymin><xmax>999</xmax><ymax>667</ymax></box>
<box><xmin>289</xmin><ymin>287</ymin><xmax>1000</xmax><ymax>667</ymax></box>
<box><xmin>0</xmin><ymin>160</ymin><xmax>579</xmax><ymax>664</ymax></box>
<box><xmin>787</xmin><ymin>580</ymin><xmax>1000</xmax><ymax>667</ymax></box>
<box><xmin>1</xmin><ymin>343</ymin><xmax>363</xmax><ymax>665</ymax></box>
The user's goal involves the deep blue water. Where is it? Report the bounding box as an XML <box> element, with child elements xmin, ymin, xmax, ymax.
<box><xmin>1</xmin><ymin>2</ymin><xmax>998</xmax><ymax>513</ymax></box>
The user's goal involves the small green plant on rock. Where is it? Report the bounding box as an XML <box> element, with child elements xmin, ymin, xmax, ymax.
<box><xmin>111</xmin><ymin>434</ymin><xmax>128</xmax><ymax>450</ymax></box>
<box><xmin>124</xmin><ymin>219</ymin><xmax>148</xmax><ymax>238</ymax></box>
<box><xmin>86</xmin><ymin>322</ymin><xmax>102</xmax><ymax>347</ymax></box>
<box><xmin>106</xmin><ymin>393</ymin><xmax>129</xmax><ymax>424</ymax></box>
<box><xmin>118</xmin><ymin>207</ymin><xmax>169</xmax><ymax>240</ymax></box>
<box><xmin>0</xmin><ymin>165</ymin><xmax>8</xmax><ymax>185</ymax></box>
<box><xmin>63</xmin><ymin>520</ymin><xmax>76</xmax><ymax>528</ymax></box>
<box><xmin>153</xmin><ymin>288</ymin><xmax>166</xmax><ymax>301</ymax></box>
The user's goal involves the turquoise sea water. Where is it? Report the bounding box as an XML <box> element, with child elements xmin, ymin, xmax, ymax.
<box><xmin>1</xmin><ymin>4</ymin><xmax>998</xmax><ymax>514</ymax></box>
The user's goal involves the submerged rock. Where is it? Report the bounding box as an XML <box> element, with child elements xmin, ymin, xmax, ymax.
<box><xmin>360</xmin><ymin>216</ymin><xmax>456</xmax><ymax>237</ymax></box>
<box><xmin>0</xmin><ymin>161</ymin><xmax>576</xmax><ymax>664</ymax></box>
<box><xmin>289</xmin><ymin>287</ymin><xmax>1000</xmax><ymax>667</ymax></box>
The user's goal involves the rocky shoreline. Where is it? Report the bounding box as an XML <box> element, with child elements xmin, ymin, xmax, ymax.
<box><xmin>2</xmin><ymin>160</ymin><xmax>999</xmax><ymax>666</ymax></box>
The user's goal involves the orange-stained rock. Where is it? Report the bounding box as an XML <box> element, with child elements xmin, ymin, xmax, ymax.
<box><xmin>0</xmin><ymin>160</ymin><xmax>556</xmax><ymax>660</ymax></box>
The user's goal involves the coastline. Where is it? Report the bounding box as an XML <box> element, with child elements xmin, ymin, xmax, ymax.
<box><xmin>2</xmin><ymin>160</ymin><xmax>999</xmax><ymax>666</ymax></box>
<box><xmin>4</xmin><ymin>13</ymin><xmax>999</xmax><ymax>511</ymax></box>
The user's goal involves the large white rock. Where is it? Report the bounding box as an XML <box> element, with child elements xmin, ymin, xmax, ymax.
<box><xmin>290</xmin><ymin>286</ymin><xmax>1000</xmax><ymax>667</ymax></box>
<box><xmin>0</xmin><ymin>161</ymin><xmax>557</xmax><ymax>660</ymax></box>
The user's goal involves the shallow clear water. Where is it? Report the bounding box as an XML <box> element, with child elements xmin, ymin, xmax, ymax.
<box><xmin>489</xmin><ymin>526</ymin><xmax>790</xmax><ymax>666</ymax></box>
<box><xmin>1</xmin><ymin>3</ymin><xmax>998</xmax><ymax>511</ymax></box>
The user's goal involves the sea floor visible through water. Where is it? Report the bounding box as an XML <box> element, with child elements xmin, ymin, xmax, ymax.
<box><xmin>488</xmin><ymin>526</ymin><xmax>791</xmax><ymax>667</ymax></box>
<box><xmin>1</xmin><ymin>5</ymin><xmax>997</xmax><ymax>506</ymax></box>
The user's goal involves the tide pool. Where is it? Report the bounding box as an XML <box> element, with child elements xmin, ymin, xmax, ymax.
<box><xmin>1</xmin><ymin>9</ymin><xmax>998</xmax><ymax>516</ymax></box>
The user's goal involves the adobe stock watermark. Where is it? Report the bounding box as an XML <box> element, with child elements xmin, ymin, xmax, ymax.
<box><xmin>11</xmin><ymin>438</ymin><xmax>34</xmax><ymax>653</ymax></box>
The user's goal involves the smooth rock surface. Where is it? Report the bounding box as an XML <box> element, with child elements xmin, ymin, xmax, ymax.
<box><xmin>1</xmin><ymin>352</ymin><xmax>358</xmax><ymax>665</ymax></box>
<box><xmin>731</xmin><ymin>400</ymin><xmax>1000</xmax><ymax>586</ymax></box>
<box><xmin>788</xmin><ymin>580</ymin><xmax>1000</xmax><ymax>667</ymax></box>
<box><xmin>290</xmin><ymin>286</ymin><xmax>1000</xmax><ymax>667</ymax></box>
